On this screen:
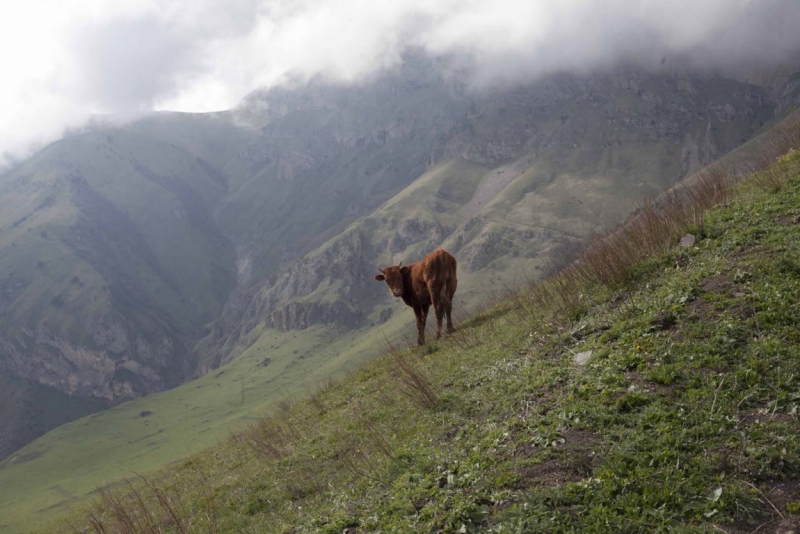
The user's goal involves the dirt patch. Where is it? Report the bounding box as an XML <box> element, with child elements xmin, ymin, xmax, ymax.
<box><xmin>738</xmin><ymin>410</ymin><xmax>797</xmax><ymax>427</ymax></box>
<box><xmin>701</xmin><ymin>274</ymin><xmax>735</xmax><ymax>294</ymax></box>
<box><xmin>766</xmin><ymin>481</ymin><xmax>800</xmax><ymax>517</ymax></box>
<box><xmin>720</xmin><ymin>482</ymin><xmax>800</xmax><ymax>534</ymax></box>
<box><xmin>627</xmin><ymin>372</ymin><xmax>679</xmax><ymax>397</ymax></box>
<box><xmin>649</xmin><ymin>310</ymin><xmax>677</xmax><ymax>331</ymax></box>
<box><xmin>560</xmin><ymin>430</ymin><xmax>604</xmax><ymax>453</ymax></box>
<box><xmin>512</xmin><ymin>459</ymin><xmax>582</xmax><ymax>489</ymax></box>
<box><xmin>687</xmin><ymin>300</ymin><xmax>754</xmax><ymax>326</ymax></box>
<box><xmin>722</xmin><ymin>517</ymin><xmax>800</xmax><ymax>534</ymax></box>
<box><xmin>732</xmin><ymin>245</ymin><xmax>773</xmax><ymax>260</ymax></box>
<box><xmin>773</xmin><ymin>214</ymin><xmax>800</xmax><ymax>226</ymax></box>
<box><xmin>730</xmin><ymin>304</ymin><xmax>756</xmax><ymax>319</ymax></box>
<box><xmin>687</xmin><ymin>298</ymin><xmax>715</xmax><ymax>320</ymax></box>
<box><xmin>511</xmin><ymin>430</ymin><xmax>604</xmax><ymax>489</ymax></box>
<box><xmin>441</xmin><ymin>425</ymin><xmax>463</xmax><ymax>442</ymax></box>
<box><xmin>773</xmin><ymin>517</ymin><xmax>800</xmax><ymax>534</ymax></box>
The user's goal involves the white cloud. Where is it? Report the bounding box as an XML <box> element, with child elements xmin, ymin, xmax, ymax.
<box><xmin>1</xmin><ymin>0</ymin><xmax>799</xmax><ymax>167</ymax></box>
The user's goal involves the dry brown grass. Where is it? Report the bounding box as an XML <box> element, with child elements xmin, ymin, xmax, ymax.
<box><xmin>741</xmin><ymin>118</ymin><xmax>800</xmax><ymax>192</ymax></box>
<box><xmin>390</xmin><ymin>348</ymin><xmax>439</xmax><ymax>410</ymax></box>
<box><xmin>333</xmin><ymin>407</ymin><xmax>397</xmax><ymax>485</ymax></box>
<box><xmin>232</xmin><ymin>397</ymin><xmax>319</xmax><ymax>462</ymax></box>
<box><xmin>83</xmin><ymin>472</ymin><xmax>216</xmax><ymax>534</ymax></box>
<box><xmin>518</xmin><ymin>119</ymin><xmax>800</xmax><ymax>321</ymax></box>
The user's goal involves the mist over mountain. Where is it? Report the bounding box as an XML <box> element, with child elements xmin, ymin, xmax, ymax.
<box><xmin>3</xmin><ymin>0</ymin><xmax>800</xmax><ymax>167</ymax></box>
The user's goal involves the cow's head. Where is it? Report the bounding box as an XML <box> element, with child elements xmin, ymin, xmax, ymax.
<box><xmin>374</xmin><ymin>263</ymin><xmax>409</xmax><ymax>298</ymax></box>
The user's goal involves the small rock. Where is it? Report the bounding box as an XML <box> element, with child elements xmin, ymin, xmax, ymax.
<box><xmin>679</xmin><ymin>234</ymin><xmax>696</xmax><ymax>248</ymax></box>
<box><xmin>574</xmin><ymin>350</ymin><xmax>593</xmax><ymax>366</ymax></box>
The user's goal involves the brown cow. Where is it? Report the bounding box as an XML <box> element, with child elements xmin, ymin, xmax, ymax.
<box><xmin>374</xmin><ymin>248</ymin><xmax>458</xmax><ymax>345</ymax></box>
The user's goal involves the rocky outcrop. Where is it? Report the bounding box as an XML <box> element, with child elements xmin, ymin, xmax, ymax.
<box><xmin>0</xmin><ymin>310</ymin><xmax>192</xmax><ymax>402</ymax></box>
<box><xmin>266</xmin><ymin>300</ymin><xmax>362</xmax><ymax>331</ymax></box>
<box><xmin>244</xmin><ymin>231</ymin><xmax>375</xmax><ymax>331</ymax></box>
<box><xmin>386</xmin><ymin>218</ymin><xmax>444</xmax><ymax>254</ymax></box>
<box><xmin>713</xmin><ymin>103</ymin><xmax>737</xmax><ymax>123</ymax></box>
<box><xmin>444</xmin><ymin>70</ymin><xmax>774</xmax><ymax>166</ymax></box>
<box><xmin>458</xmin><ymin>230</ymin><xmax>512</xmax><ymax>272</ymax></box>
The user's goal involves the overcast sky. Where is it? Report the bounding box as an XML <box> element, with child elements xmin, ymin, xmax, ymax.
<box><xmin>2</xmin><ymin>0</ymin><xmax>800</xmax><ymax>167</ymax></box>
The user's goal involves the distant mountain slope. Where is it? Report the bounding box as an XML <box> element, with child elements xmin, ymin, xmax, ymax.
<box><xmin>0</xmin><ymin>128</ymin><xmax>243</xmax><ymax>457</ymax></box>
<box><xmin>2</xmin><ymin>55</ymin><xmax>799</xmax><ymax>459</ymax></box>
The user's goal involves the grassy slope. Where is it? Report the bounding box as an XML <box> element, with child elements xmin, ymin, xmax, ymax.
<box><xmin>0</xmin><ymin>323</ymin><xmax>360</xmax><ymax>533</ymax></box>
<box><xmin>52</xmin><ymin>152</ymin><xmax>800</xmax><ymax>532</ymax></box>
<box><xmin>0</xmin><ymin>302</ymin><xmax>474</xmax><ymax>533</ymax></box>
<box><xmin>0</xmin><ymin>375</ymin><xmax>106</xmax><ymax>463</ymax></box>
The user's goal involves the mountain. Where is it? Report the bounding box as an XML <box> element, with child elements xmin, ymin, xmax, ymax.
<box><xmin>0</xmin><ymin>123</ymin><xmax>254</xmax><ymax>456</ymax></box>
<box><xmin>1</xmin><ymin>54</ymin><xmax>799</xmax><ymax>460</ymax></box>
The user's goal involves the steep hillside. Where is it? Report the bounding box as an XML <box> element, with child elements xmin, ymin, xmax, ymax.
<box><xmin>51</xmin><ymin>138</ymin><xmax>800</xmax><ymax>533</ymax></box>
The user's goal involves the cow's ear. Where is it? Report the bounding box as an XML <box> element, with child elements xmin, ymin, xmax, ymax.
<box><xmin>374</xmin><ymin>274</ymin><xmax>385</xmax><ymax>281</ymax></box>
<box><xmin>399</xmin><ymin>266</ymin><xmax>409</xmax><ymax>275</ymax></box>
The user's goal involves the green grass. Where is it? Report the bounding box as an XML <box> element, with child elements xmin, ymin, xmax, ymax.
<box><xmin>0</xmin><ymin>324</ymin><xmax>364</xmax><ymax>533</ymax></box>
<box><xmin>49</xmin><ymin>152</ymin><xmax>800</xmax><ymax>533</ymax></box>
<box><xmin>0</xmin><ymin>375</ymin><xmax>106</xmax><ymax>466</ymax></box>
<box><xmin>0</xmin><ymin>295</ymin><xmax>493</xmax><ymax>534</ymax></box>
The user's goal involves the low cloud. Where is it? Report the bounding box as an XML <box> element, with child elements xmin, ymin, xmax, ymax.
<box><xmin>2</xmin><ymin>0</ymin><xmax>800</xmax><ymax>167</ymax></box>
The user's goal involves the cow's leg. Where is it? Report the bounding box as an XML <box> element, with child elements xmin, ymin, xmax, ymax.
<box><xmin>445</xmin><ymin>279</ymin><xmax>457</xmax><ymax>334</ymax></box>
<box><xmin>421</xmin><ymin>305</ymin><xmax>430</xmax><ymax>344</ymax></box>
<box><xmin>429</xmin><ymin>284</ymin><xmax>444</xmax><ymax>340</ymax></box>
<box><xmin>414</xmin><ymin>305</ymin><xmax>427</xmax><ymax>346</ymax></box>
